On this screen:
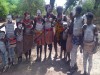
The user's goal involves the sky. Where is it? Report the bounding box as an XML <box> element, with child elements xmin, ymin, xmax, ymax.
<box><xmin>45</xmin><ymin>0</ymin><xmax>66</xmax><ymax>7</ymax></box>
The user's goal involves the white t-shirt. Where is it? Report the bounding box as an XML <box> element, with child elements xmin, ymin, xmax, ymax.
<box><xmin>84</xmin><ymin>24</ymin><xmax>96</xmax><ymax>42</ymax></box>
<box><xmin>5</xmin><ymin>23</ymin><xmax>15</xmax><ymax>38</ymax></box>
<box><xmin>73</xmin><ymin>16</ymin><xmax>83</xmax><ymax>36</ymax></box>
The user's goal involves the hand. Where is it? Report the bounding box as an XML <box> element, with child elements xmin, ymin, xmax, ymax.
<box><xmin>64</xmin><ymin>29</ymin><xmax>68</xmax><ymax>33</ymax></box>
<box><xmin>92</xmin><ymin>46</ymin><xmax>97</xmax><ymax>54</ymax></box>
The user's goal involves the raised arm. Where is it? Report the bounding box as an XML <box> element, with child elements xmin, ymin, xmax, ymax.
<box><xmin>0</xmin><ymin>23</ymin><xmax>5</xmax><ymax>29</ymax></box>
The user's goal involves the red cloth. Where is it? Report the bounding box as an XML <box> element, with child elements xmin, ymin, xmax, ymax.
<box><xmin>35</xmin><ymin>30</ymin><xmax>45</xmax><ymax>45</ymax></box>
<box><xmin>9</xmin><ymin>38</ymin><xmax>16</xmax><ymax>45</ymax></box>
<box><xmin>45</xmin><ymin>28</ymin><xmax>54</xmax><ymax>44</ymax></box>
<box><xmin>22</xmin><ymin>19</ymin><xmax>33</xmax><ymax>28</ymax></box>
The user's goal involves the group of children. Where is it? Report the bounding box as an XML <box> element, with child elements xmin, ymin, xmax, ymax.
<box><xmin>0</xmin><ymin>4</ymin><xmax>98</xmax><ymax>75</ymax></box>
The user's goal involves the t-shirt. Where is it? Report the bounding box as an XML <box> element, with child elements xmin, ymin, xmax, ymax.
<box><xmin>5</xmin><ymin>23</ymin><xmax>15</xmax><ymax>38</ymax></box>
<box><xmin>83</xmin><ymin>24</ymin><xmax>96</xmax><ymax>42</ymax></box>
<box><xmin>73</xmin><ymin>16</ymin><xmax>83</xmax><ymax>36</ymax></box>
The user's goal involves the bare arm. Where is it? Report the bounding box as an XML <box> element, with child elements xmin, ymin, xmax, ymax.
<box><xmin>0</xmin><ymin>23</ymin><xmax>5</xmax><ymax>29</ymax></box>
<box><xmin>94</xmin><ymin>26</ymin><xmax>98</xmax><ymax>44</ymax></box>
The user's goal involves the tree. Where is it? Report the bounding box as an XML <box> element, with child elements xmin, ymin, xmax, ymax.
<box><xmin>63</xmin><ymin>0</ymin><xmax>79</xmax><ymax>14</ymax></box>
<box><xmin>94</xmin><ymin>0</ymin><xmax>100</xmax><ymax>10</ymax></box>
<box><xmin>6</xmin><ymin>0</ymin><xmax>19</xmax><ymax>14</ymax></box>
<box><xmin>82</xmin><ymin>0</ymin><xmax>95</xmax><ymax>14</ymax></box>
<box><xmin>17</xmin><ymin>0</ymin><xmax>45</xmax><ymax>16</ymax></box>
<box><xmin>50</xmin><ymin>0</ymin><xmax>55</xmax><ymax>11</ymax></box>
<box><xmin>0</xmin><ymin>0</ymin><xmax>46</xmax><ymax>20</ymax></box>
<box><xmin>0</xmin><ymin>0</ymin><xmax>9</xmax><ymax>20</ymax></box>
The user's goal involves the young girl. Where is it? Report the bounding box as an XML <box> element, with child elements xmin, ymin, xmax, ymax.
<box><xmin>15</xmin><ymin>22</ymin><xmax>23</xmax><ymax>63</ymax></box>
<box><xmin>66</xmin><ymin>12</ymin><xmax>74</xmax><ymax>63</ymax></box>
<box><xmin>0</xmin><ymin>31</ymin><xmax>8</xmax><ymax>72</ymax></box>
<box><xmin>34</xmin><ymin>10</ymin><xmax>45</xmax><ymax>61</ymax></box>
<box><xmin>82</xmin><ymin>12</ymin><xmax>98</xmax><ymax>75</ymax></box>
<box><xmin>22</xmin><ymin>12</ymin><xmax>33</xmax><ymax>61</ymax></box>
<box><xmin>62</xmin><ymin>22</ymin><xmax>68</xmax><ymax>59</ymax></box>
<box><xmin>54</xmin><ymin>6</ymin><xmax>67</xmax><ymax>59</ymax></box>
<box><xmin>44</xmin><ymin>4</ymin><xmax>56</xmax><ymax>59</ymax></box>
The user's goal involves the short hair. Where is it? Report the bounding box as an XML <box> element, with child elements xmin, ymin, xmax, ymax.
<box><xmin>86</xmin><ymin>12</ymin><xmax>94</xmax><ymax>19</ymax></box>
<box><xmin>75</xmin><ymin>6</ymin><xmax>82</xmax><ymax>14</ymax></box>
<box><xmin>45</xmin><ymin>4</ymin><xmax>51</xmax><ymax>11</ymax></box>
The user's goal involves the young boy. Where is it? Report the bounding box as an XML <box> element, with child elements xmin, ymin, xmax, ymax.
<box><xmin>70</xmin><ymin>6</ymin><xmax>83</xmax><ymax>74</ymax></box>
<box><xmin>5</xmin><ymin>15</ymin><xmax>16</xmax><ymax>65</ymax></box>
<box><xmin>0</xmin><ymin>31</ymin><xmax>8</xmax><ymax>72</ymax></box>
<box><xmin>82</xmin><ymin>12</ymin><xmax>98</xmax><ymax>75</ymax></box>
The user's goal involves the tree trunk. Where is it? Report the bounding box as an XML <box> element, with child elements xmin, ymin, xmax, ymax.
<box><xmin>94</xmin><ymin>0</ymin><xmax>100</xmax><ymax>10</ymax></box>
<box><xmin>50</xmin><ymin>0</ymin><xmax>55</xmax><ymax>11</ymax></box>
<box><xmin>63</xmin><ymin>0</ymin><xmax>78</xmax><ymax>14</ymax></box>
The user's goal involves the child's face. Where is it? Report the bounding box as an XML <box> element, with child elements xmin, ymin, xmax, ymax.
<box><xmin>37</xmin><ymin>10</ymin><xmax>41</xmax><ymax>16</ymax></box>
<box><xmin>86</xmin><ymin>18</ymin><xmax>93</xmax><ymax>25</ymax></box>
<box><xmin>57</xmin><ymin>9</ymin><xmax>63</xmax><ymax>14</ymax></box>
<box><xmin>75</xmin><ymin>11</ymin><xmax>80</xmax><ymax>17</ymax></box>
<box><xmin>63</xmin><ymin>22</ymin><xmax>68</xmax><ymax>29</ymax></box>
<box><xmin>0</xmin><ymin>32</ymin><xmax>5</xmax><ymax>39</ymax></box>
<box><xmin>47</xmin><ymin>6</ymin><xmax>52</xmax><ymax>13</ymax></box>
<box><xmin>25</xmin><ymin>15</ymin><xmax>30</xmax><ymax>20</ymax></box>
<box><xmin>6</xmin><ymin>18</ymin><xmax>12</xmax><ymax>23</ymax></box>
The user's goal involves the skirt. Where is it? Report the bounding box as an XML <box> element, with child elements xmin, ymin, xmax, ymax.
<box><xmin>45</xmin><ymin>28</ymin><xmax>54</xmax><ymax>44</ymax></box>
<box><xmin>35</xmin><ymin>30</ymin><xmax>45</xmax><ymax>45</ymax></box>
<box><xmin>16</xmin><ymin>41</ymin><xmax>23</xmax><ymax>57</ymax></box>
<box><xmin>23</xmin><ymin>34</ymin><xmax>33</xmax><ymax>53</ymax></box>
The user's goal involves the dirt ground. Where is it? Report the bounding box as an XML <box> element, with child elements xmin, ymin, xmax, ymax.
<box><xmin>0</xmin><ymin>22</ymin><xmax>100</xmax><ymax>75</ymax></box>
<box><xmin>0</xmin><ymin>46</ymin><xmax>100</xmax><ymax>75</ymax></box>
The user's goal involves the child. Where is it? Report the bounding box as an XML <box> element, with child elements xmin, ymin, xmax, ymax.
<box><xmin>5</xmin><ymin>15</ymin><xmax>16</xmax><ymax>65</ymax></box>
<box><xmin>54</xmin><ymin>6</ymin><xmax>67</xmax><ymax>59</ymax></box>
<box><xmin>82</xmin><ymin>12</ymin><xmax>98</xmax><ymax>75</ymax></box>
<box><xmin>66</xmin><ymin>12</ymin><xmax>74</xmax><ymax>64</ymax></box>
<box><xmin>15</xmin><ymin>22</ymin><xmax>23</xmax><ymax>63</ymax></box>
<box><xmin>62</xmin><ymin>22</ymin><xmax>68</xmax><ymax>59</ymax></box>
<box><xmin>0</xmin><ymin>31</ymin><xmax>8</xmax><ymax>72</ymax></box>
<box><xmin>34</xmin><ymin>10</ymin><xmax>45</xmax><ymax>61</ymax></box>
<box><xmin>70</xmin><ymin>6</ymin><xmax>83</xmax><ymax>74</ymax></box>
<box><xmin>44</xmin><ymin>4</ymin><xmax>56</xmax><ymax>59</ymax></box>
<box><xmin>22</xmin><ymin>12</ymin><xmax>33</xmax><ymax>61</ymax></box>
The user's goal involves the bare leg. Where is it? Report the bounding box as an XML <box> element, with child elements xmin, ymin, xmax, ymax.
<box><xmin>48</xmin><ymin>44</ymin><xmax>52</xmax><ymax>58</ymax></box>
<box><xmin>29</xmin><ymin>49</ymin><xmax>31</xmax><ymax>59</ymax></box>
<box><xmin>40</xmin><ymin>45</ymin><xmax>42</xmax><ymax>60</ymax></box>
<box><xmin>44</xmin><ymin>44</ymin><xmax>47</xmax><ymax>59</ymax></box>
<box><xmin>54</xmin><ymin>36</ymin><xmax>58</xmax><ymax>57</ymax></box>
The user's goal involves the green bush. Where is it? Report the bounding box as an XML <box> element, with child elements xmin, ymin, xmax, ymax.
<box><xmin>82</xmin><ymin>0</ymin><xmax>95</xmax><ymax>14</ymax></box>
